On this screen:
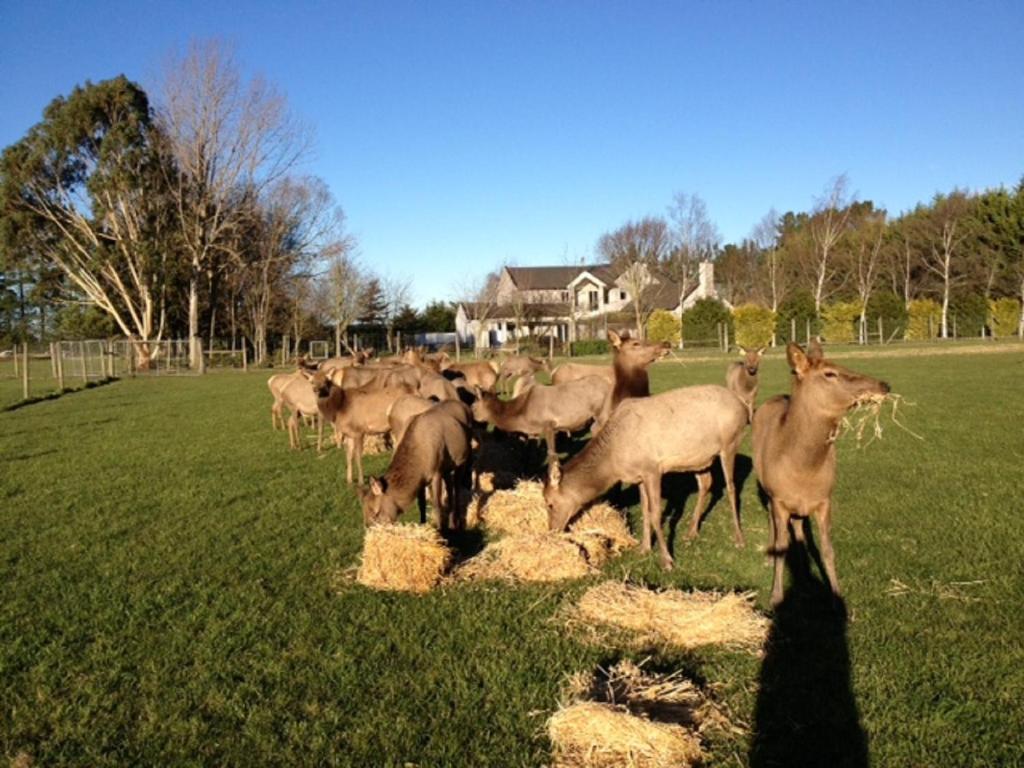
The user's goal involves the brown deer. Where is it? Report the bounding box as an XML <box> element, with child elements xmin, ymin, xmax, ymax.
<box><xmin>268</xmin><ymin>371</ymin><xmax>301</xmax><ymax>431</ymax></box>
<box><xmin>303</xmin><ymin>369</ymin><xmax>413</xmax><ymax>484</ymax></box>
<box><xmin>545</xmin><ymin>384</ymin><xmax>748</xmax><ymax>568</ymax></box>
<box><xmin>595</xmin><ymin>330</ymin><xmax>670</xmax><ymax>428</ymax></box>
<box><xmin>387</xmin><ymin>394</ymin><xmax>437</xmax><ymax>450</ymax></box>
<box><xmin>753</xmin><ymin>340</ymin><xmax>890</xmax><ymax>607</ymax></box>
<box><xmin>470</xmin><ymin>375</ymin><xmax>610</xmax><ymax>458</ymax></box>
<box><xmin>726</xmin><ymin>346</ymin><xmax>766</xmax><ymax>421</ymax></box>
<box><xmin>550</xmin><ymin>362</ymin><xmax>615</xmax><ymax>387</ymax></box>
<box><xmin>497</xmin><ymin>355</ymin><xmax>549</xmax><ymax>394</ymax></box>
<box><xmin>418</xmin><ymin>371</ymin><xmax>462</xmax><ymax>402</ymax></box>
<box><xmin>441</xmin><ymin>358</ymin><xmax>500</xmax><ymax>392</ymax></box>
<box><xmin>360</xmin><ymin>401</ymin><xmax>473</xmax><ymax>531</ymax></box>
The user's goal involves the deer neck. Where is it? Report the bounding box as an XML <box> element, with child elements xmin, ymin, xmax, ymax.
<box><xmin>560</xmin><ymin>431</ymin><xmax>621</xmax><ymax>507</ymax></box>
<box><xmin>613</xmin><ymin>359</ymin><xmax>650</xmax><ymax>401</ymax></box>
<box><xmin>783</xmin><ymin>388</ymin><xmax>840</xmax><ymax>468</ymax></box>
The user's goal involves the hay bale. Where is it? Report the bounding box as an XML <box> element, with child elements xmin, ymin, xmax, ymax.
<box><xmin>456</xmin><ymin>533</ymin><xmax>595</xmax><ymax>583</ymax></box>
<box><xmin>568</xmin><ymin>581</ymin><xmax>768</xmax><ymax>651</ymax></box>
<box><xmin>477</xmin><ymin>479</ymin><xmax>550</xmax><ymax>534</ymax></box>
<box><xmin>568</xmin><ymin>503</ymin><xmax>636</xmax><ymax>553</ymax></box>
<box><xmin>548</xmin><ymin>702</ymin><xmax>703</xmax><ymax>768</ymax></box>
<box><xmin>356</xmin><ymin>524</ymin><xmax>451</xmax><ymax>593</ymax></box>
<box><xmin>361</xmin><ymin>433</ymin><xmax>390</xmax><ymax>455</ymax></box>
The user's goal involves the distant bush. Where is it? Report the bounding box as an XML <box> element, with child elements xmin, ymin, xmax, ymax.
<box><xmin>646</xmin><ymin>310</ymin><xmax>680</xmax><ymax>345</ymax></box>
<box><xmin>820</xmin><ymin>301</ymin><xmax>860</xmax><ymax>344</ymax></box>
<box><xmin>682</xmin><ymin>298</ymin><xmax>733</xmax><ymax>346</ymax></box>
<box><xmin>732</xmin><ymin>303</ymin><xmax>775</xmax><ymax>349</ymax></box>
<box><xmin>905</xmin><ymin>299</ymin><xmax>941</xmax><ymax>340</ymax></box>
<box><xmin>989</xmin><ymin>298</ymin><xmax>1020</xmax><ymax>338</ymax></box>
<box><xmin>571</xmin><ymin>339</ymin><xmax>609</xmax><ymax>356</ymax></box>
<box><xmin>866</xmin><ymin>291</ymin><xmax>907</xmax><ymax>340</ymax></box>
<box><xmin>950</xmin><ymin>293</ymin><xmax>987</xmax><ymax>337</ymax></box>
<box><xmin>775</xmin><ymin>290</ymin><xmax>818</xmax><ymax>344</ymax></box>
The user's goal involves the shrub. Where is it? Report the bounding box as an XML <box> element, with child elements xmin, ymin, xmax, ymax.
<box><xmin>950</xmin><ymin>293</ymin><xmax>987</xmax><ymax>337</ymax></box>
<box><xmin>866</xmin><ymin>291</ymin><xmax>907</xmax><ymax>341</ymax></box>
<box><xmin>646</xmin><ymin>309</ymin><xmax>680</xmax><ymax>345</ymax></box>
<box><xmin>681</xmin><ymin>298</ymin><xmax>733</xmax><ymax>347</ymax></box>
<box><xmin>571</xmin><ymin>339</ymin><xmax>609</xmax><ymax>356</ymax></box>
<box><xmin>905</xmin><ymin>299</ymin><xmax>941</xmax><ymax>340</ymax></box>
<box><xmin>775</xmin><ymin>290</ymin><xmax>818</xmax><ymax>344</ymax></box>
<box><xmin>731</xmin><ymin>303</ymin><xmax>775</xmax><ymax>349</ymax></box>
<box><xmin>989</xmin><ymin>297</ymin><xmax>1020</xmax><ymax>338</ymax></box>
<box><xmin>820</xmin><ymin>301</ymin><xmax>860</xmax><ymax>344</ymax></box>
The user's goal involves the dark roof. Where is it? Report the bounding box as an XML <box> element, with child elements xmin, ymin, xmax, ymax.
<box><xmin>506</xmin><ymin>264</ymin><xmax>612</xmax><ymax>290</ymax></box>
<box><xmin>620</xmin><ymin>275</ymin><xmax>697</xmax><ymax>313</ymax></box>
<box><xmin>491</xmin><ymin>302</ymin><xmax>571</xmax><ymax>319</ymax></box>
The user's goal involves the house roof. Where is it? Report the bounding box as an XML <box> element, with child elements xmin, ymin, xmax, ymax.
<box><xmin>619</xmin><ymin>273</ymin><xmax>698</xmax><ymax>313</ymax></box>
<box><xmin>490</xmin><ymin>302</ymin><xmax>572</xmax><ymax>319</ymax></box>
<box><xmin>506</xmin><ymin>264</ymin><xmax>613</xmax><ymax>290</ymax></box>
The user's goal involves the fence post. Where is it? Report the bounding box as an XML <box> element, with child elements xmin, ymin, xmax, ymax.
<box><xmin>549</xmin><ymin>330</ymin><xmax>554</xmax><ymax>361</ymax></box>
<box><xmin>455</xmin><ymin>332</ymin><xmax>461</xmax><ymax>362</ymax></box>
<box><xmin>878</xmin><ymin>317</ymin><xmax>884</xmax><ymax>345</ymax></box>
<box><xmin>790</xmin><ymin>317</ymin><xmax>796</xmax><ymax>343</ymax></box>
<box><xmin>13</xmin><ymin>343</ymin><xmax>18</xmax><ymax>377</ymax></box>
<box><xmin>723</xmin><ymin>324</ymin><xmax>730</xmax><ymax>352</ymax></box>
<box><xmin>952</xmin><ymin>314</ymin><xmax>957</xmax><ymax>339</ymax></box>
<box><xmin>80</xmin><ymin>342</ymin><xmax>88</xmax><ymax>385</ymax></box>
<box><xmin>56</xmin><ymin>342</ymin><xmax>65</xmax><ymax>390</ymax></box>
<box><xmin>22</xmin><ymin>342</ymin><xmax>30</xmax><ymax>400</ymax></box>
<box><xmin>242</xmin><ymin>342</ymin><xmax>248</xmax><ymax>372</ymax></box>
<box><xmin>928</xmin><ymin>315</ymin><xmax>933</xmax><ymax>339</ymax></box>
<box><xmin>49</xmin><ymin>342</ymin><xmax>57</xmax><ymax>378</ymax></box>
<box><xmin>198</xmin><ymin>338</ymin><xmax>206</xmax><ymax>374</ymax></box>
<box><xmin>806</xmin><ymin>318</ymin><xmax>812</xmax><ymax>345</ymax></box>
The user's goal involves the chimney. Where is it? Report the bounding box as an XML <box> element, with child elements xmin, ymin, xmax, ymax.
<box><xmin>698</xmin><ymin>261</ymin><xmax>714</xmax><ymax>298</ymax></box>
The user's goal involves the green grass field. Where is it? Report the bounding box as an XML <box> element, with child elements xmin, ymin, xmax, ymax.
<box><xmin>2</xmin><ymin>346</ymin><xmax>1024</xmax><ymax>766</ymax></box>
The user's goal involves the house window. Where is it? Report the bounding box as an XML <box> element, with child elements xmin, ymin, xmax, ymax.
<box><xmin>603</xmin><ymin>288</ymin><xmax>609</xmax><ymax>304</ymax></box>
<box><xmin>561</xmin><ymin>290</ymin><xmax>569</xmax><ymax>302</ymax></box>
<box><xmin>588</xmin><ymin>290</ymin><xmax>598</xmax><ymax>311</ymax></box>
<box><xmin>620</xmin><ymin>290</ymin><xmax>626</xmax><ymax>300</ymax></box>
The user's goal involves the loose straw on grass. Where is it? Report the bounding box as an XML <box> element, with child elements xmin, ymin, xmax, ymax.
<box><xmin>566</xmin><ymin>581</ymin><xmax>768</xmax><ymax>651</ymax></box>
<box><xmin>356</xmin><ymin>524</ymin><xmax>451</xmax><ymax>593</ymax></box>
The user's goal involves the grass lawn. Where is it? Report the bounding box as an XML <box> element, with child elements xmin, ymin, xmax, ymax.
<box><xmin>2</xmin><ymin>345</ymin><xmax>1023</xmax><ymax>766</ymax></box>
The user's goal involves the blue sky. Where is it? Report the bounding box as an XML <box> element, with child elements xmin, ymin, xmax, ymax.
<box><xmin>2</xmin><ymin>0</ymin><xmax>1022</xmax><ymax>307</ymax></box>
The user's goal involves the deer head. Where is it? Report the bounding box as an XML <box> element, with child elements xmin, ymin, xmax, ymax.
<box><xmin>301</xmin><ymin>368</ymin><xmax>334</xmax><ymax>399</ymax></box>
<box><xmin>738</xmin><ymin>346</ymin><xmax>766</xmax><ymax>376</ymax></box>
<box><xmin>359</xmin><ymin>477</ymin><xmax>401</xmax><ymax>526</ymax></box>
<box><xmin>608</xmin><ymin>329</ymin><xmax>671</xmax><ymax>367</ymax></box>
<box><xmin>543</xmin><ymin>459</ymin><xmax>580</xmax><ymax>532</ymax></box>
<box><xmin>787</xmin><ymin>341</ymin><xmax>890</xmax><ymax>419</ymax></box>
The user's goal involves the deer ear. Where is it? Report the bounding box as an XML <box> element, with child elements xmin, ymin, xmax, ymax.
<box><xmin>369</xmin><ymin>477</ymin><xmax>384</xmax><ymax>497</ymax></box>
<box><xmin>808</xmin><ymin>338</ymin><xmax>824</xmax><ymax>361</ymax></box>
<box><xmin>738</xmin><ymin>345</ymin><xmax>747</xmax><ymax>355</ymax></box>
<box><xmin>757</xmin><ymin>346</ymin><xmax>766</xmax><ymax>356</ymax></box>
<box><xmin>548</xmin><ymin>458</ymin><xmax>562</xmax><ymax>488</ymax></box>
<box><xmin>786</xmin><ymin>343</ymin><xmax>810</xmax><ymax>378</ymax></box>
<box><xmin>607</xmin><ymin>330</ymin><xmax>622</xmax><ymax>348</ymax></box>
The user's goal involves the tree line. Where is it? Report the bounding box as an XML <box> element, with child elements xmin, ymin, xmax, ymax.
<box><xmin>0</xmin><ymin>41</ymin><xmax>457</xmax><ymax>365</ymax></box>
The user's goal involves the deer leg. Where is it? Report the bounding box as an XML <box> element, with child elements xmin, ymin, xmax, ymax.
<box><xmin>816</xmin><ymin>500</ymin><xmax>842</xmax><ymax>600</ymax></box>
<box><xmin>720</xmin><ymin>448</ymin><xmax>744</xmax><ymax>548</ymax></box>
<box><xmin>791</xmin><ymin>517</ymin><xmax>807</xmax><ymax>543</ymax></box>
<box><xmin>288</xmin><ymin>413</ymin><xmax>299</xmax><ymax>450</ymax></box>
<box><xmin>544</xmin><ymin>426</ymin><xmax>557</xmax><ymax>459</ymax></box>
<box><xmin>644</xmin><ymin>474</ymin><xmax>673</xmax><ymax>570</ymax></box>
<box><xmin>344</xmin><ymin>437</ymin><xmax>354</xmax><ymax>484</ymax></box>
<box><xmin>770</xmin><ymin>500</ymin><xmax>791</xmax><ymax>608</ymax></box>
<box><xmin>316</xmin><ymin>414</ymin><xmax>324</xmax><ymax>453</ymax></box>
<box><xmin>417</xmin><ymin>485</ymin><xmax>427</xmax><ymax>524</ymax></box>
<box><xmin>638</xmin><ymin>483</ymin><xmax>652</xmax><ymax>552</ymax></box>
<box><xmin>430</xmin><ymin>474</ymin><xmax>447</xmax><ymax>531</ymax></box>
<box><xmin>685</xmin><ymin>471</ymin><xmax>713</xmax><ymax>540</ymax></box>
<box><xmin>354</xmin><ymin>434</ymin><xmax>365</xmax><ymax>485</ymax></box>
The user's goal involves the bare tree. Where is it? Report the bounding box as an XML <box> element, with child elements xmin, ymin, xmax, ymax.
<box><xmin>809</xmin><ymin>175</ymin><xmax>855</xmax><ymax>315</ymax></box>
<box><xmin>665</xmin><ymin>193</ymin><xmax>720</xmax><ymax>345</ymax></box>
<box><xmin>596</xmin><ymin>217</ymin><xmax>671</xmax><ymax>338</ymax></box>
<box><xmin>316</xmin><ymin>250</ymin><xmax>367</xmax><ymax>356</ymax></box>
<box><xmin>853</xmin><ymin>210</ymin><xmax>886</xmax><ymax>343</ymax></box>
<box><xmin>751</xmin><ymin>208</ymin><xmax>784</xmax><ymax>344</ymax></box>
<box><xmin>455</xmin><ymin>270</ymin><xmax>501</xmax><ymax>354</ymax></box>
<box><xmin>381</xmin><ymin>275</ymin><xmax>412</xmax><ymax>352</ymax></box>
<box><xmin>156</xmin><ymin>39</ymin><xmax>310</xmax><ymax>367</ymax></box>
<box><xmin>922</xmin><ymin>191</ymin><xmax>973</xmax><ymax>338</ymax></box>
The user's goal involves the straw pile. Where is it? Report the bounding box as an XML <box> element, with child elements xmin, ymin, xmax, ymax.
<box><xmin>455</xmin><ymin>533</ymin><xmax>595</xmax><ymax>583</ymax></box>
<box><xmin>567</xmin><ymin>581</ymin><xmax>768</xmax><ymax>651</ymax></box>
<box><xmin>356</xmin><ymin>524</ymin><xmax>452</xmax><ymax>593</ymax></box>
<box><xmin>548</xmin><ymin>702</ymin><xmax>703</xmax><ymax>768</ymax></box>
<box><xmin>361</xmin><ymin>433</ymin><xmax>390</xmax><ymax>455</ymax></box>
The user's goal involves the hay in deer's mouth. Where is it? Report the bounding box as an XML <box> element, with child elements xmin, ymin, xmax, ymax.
<box><xmin>832</xmin><ymin>392</ymin><xmax>923</xmax><ymax>447</ymax></box>
<box><xmin>565</xmin><ymin>581</ymin><xmax>768</xmax><ymax>651</ymax></box>
<box><xmin>356</xmin><ymin>524</ymin><xmax>451</xmax><ymax>593</ymax></box>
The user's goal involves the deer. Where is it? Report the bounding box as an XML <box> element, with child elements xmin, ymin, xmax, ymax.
<box><xmin>497</xmin><ymin>355</ymin><xmax>550</xmax><ymax>394</ymax></box>
<box><xmin>277</xmin><ymin>373</ymin><xmax>326</xmax><ymax>450</ymax></box>
<box><xmin>360</xmin><ymin>401</ymin><xmax>474</xmax><ymax>532</ymax></box>
<box><xmin>440</xmin><ymin>357</ymin><xmax>500</xmax><ymax>392</ymax></box>
<box><xmin>470</xmin><ymin>375</ymin><xmax>611</xmax><ymax>459</ymax></box>
<box><xmin>544</xmin><ymin>384</ymin><xmax>749</xmax><ymax>569</ymax></box>
<box><xmin>550</xmin><ymin>361</ymin><xmax>615</xmax><ymax>387</ymax></box>
<box><xmin>726</xmin><ymin>346</ymin><xmax>766</xmax><ymax>421</ymax></box>
<box><xmin>268</xmin><ymin>371</ymin><xmax>302</xmax><ymax>431</ymax></box>
<box><xmin>418</xmin><ymin>371</ymin><xmax>462</xmax><ymax>402</ymax></box>
<box><xmin>302</xmin><ymin>369</ymin><xmax>413</xmax><ymax>484</ymax></box>
<box><xmin>753</xmin><ymin>340</ymin><xmax>890</xmax><ymax>607</ymax></box>
<box><xmin>387</xmin><ymin>394</ymin><xmax>438</xmax><ymax>451</ymax></box>
<box><xmin>595</xmin><ymin>330</ymin><xmax>670</xmax><ymax>429</ymax></box>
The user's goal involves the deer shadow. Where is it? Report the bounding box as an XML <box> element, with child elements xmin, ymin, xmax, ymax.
<box><xmin>749</xmin><ymin>536</ymin><xmax>868</xmax><ymax>768</ymax></box>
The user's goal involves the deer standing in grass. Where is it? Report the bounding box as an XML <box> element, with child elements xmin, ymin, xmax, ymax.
<box><xmin>360</xmin><ymin>401</ymin><xmax>473</xmax><ymax>531</ymax></box>
<box><xmin>545</xmin><ymin>384</ymin><xmax>748</xmax><ymax>568</ymax></box>
<box><xmin>753</xmin><ymin>340</ymin><xmax>890</xmax><ymax>607</ymax></box>
<box><xmin>726</xmin><ymin>346</ymin><xmax>765</xmax><ymax>421</ymax></box>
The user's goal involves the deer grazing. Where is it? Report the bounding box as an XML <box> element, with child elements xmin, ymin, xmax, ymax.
<box><xmin>545</xmin><ymin>384</ymin><xmax>749</xmax><ymax>568</ymax></box>
<box><xmin>596</xmin><ymin>330</ymin><xmax>670</xmax><ymax>428</ymax></box>
<box><xmin>753</xmin><ymin>340</ymin><xmax>890</xmax><ymax>607</ymax></box>
<box><xmin>360</xmin><ymin>401</ymin><xmax>473</xmax><ymax>531</ymax></box>
<box><xmin>471</xmin><ymin>375</ymin><xmax>610</xmax><ymax>458</ymax></box>
<box><xmin>726</xmin><ymin>346</ymin><xmax>765</xmax><ymax>421</ymax></box>
<box><xmin>268</xmin><ymin>371</ymin><xmax>326</xmax><ymax>450</ymax></box>
<box><xmin>302</xmin><ymin>369</ymin><xmax>413</xmax><ymax>484</ymax></box>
